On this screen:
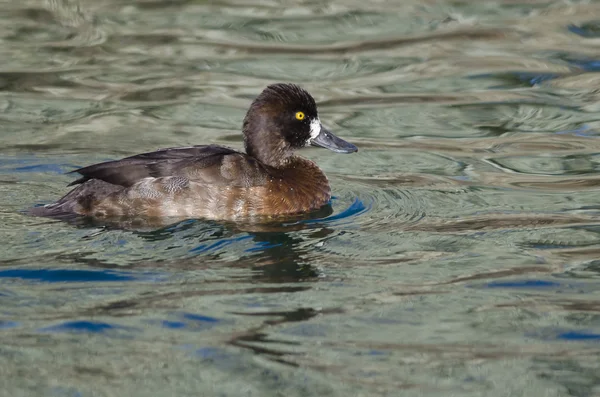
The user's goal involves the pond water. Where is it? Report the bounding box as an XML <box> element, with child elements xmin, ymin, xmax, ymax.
<box><xmin>3</xmin><ymin>0</ymin><xmax>600</xmax><ymax>396</ymax></box>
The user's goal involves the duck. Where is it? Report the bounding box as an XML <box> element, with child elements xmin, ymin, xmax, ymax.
<box><xmin>30</xmin><ymin>83</ymin><xmax>358</xmax><ymax>222</ymax></box>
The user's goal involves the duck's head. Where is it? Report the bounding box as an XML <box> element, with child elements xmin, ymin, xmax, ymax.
<box><xmin>242</xmin><ymin>83</ymin><xmax>357</xmax><ymax>168</ymax></box>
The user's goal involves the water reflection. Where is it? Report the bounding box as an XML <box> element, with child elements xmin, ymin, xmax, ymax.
<box><xmin>30</xmin><ymin>201</ymin><xmax>340</xmax><ymax>283</ymax></box>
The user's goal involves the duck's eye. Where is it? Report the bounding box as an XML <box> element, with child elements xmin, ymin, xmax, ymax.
<box><xmin>295</xmin><ymin>111</ymin><xmax>305</xmax><ymax>121</ymax></box>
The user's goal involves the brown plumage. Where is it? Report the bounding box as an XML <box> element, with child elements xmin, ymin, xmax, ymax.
<box><xmin>30</xmin><ymin>83</ymin><xmax>358</xmax><ymax>222</ymax></box>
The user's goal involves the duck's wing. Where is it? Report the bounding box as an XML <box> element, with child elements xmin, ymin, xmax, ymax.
<box><xmin>68</xmin><ymin>144</ymin><xmax>270</xmax><ymax>188</ymax></box>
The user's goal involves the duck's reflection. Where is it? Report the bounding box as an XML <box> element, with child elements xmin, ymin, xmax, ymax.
<box><xmin>43</xmin><ymin>203</ymin><xmax>336</xmax><ymax>283</ymax></box>
<box><xmin>238</xmin><ymin>224</ymin><xmax>336</xmax><ymax>282</ymax></box>
<box><xmin>36</xmin><ymin>206</ymin><xmax>344</xmax><ymax>367</ymax></box>
<box><xmin>192</xmin><ymin>204</ymin><xmax>335</xmax><ymax>283</ymax></box>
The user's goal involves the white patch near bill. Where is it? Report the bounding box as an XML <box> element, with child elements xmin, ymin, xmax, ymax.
<box><xmin>309</xmin><ymin>118</ymin><xmax>321</xmax><ymax>141</ymax></box>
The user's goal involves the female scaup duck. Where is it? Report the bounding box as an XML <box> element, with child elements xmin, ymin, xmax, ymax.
<box><xmin>31</xmin><ymin>83</ymin><xmax>358</xmax><ymax>221</ymax></box>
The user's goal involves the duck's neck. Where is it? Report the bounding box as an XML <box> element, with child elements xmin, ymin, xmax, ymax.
<box><xmin>244</xmin><ymin>129</ymin><xmax>293</xmax><ymax>169</ymax></box>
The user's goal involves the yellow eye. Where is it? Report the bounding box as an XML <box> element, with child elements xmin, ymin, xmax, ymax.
<box><xmin>295</xmin><ymin>111</ymin><xmax>305</xmax><ymax>121</ymax></box>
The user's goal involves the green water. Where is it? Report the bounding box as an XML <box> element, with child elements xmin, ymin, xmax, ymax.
<box><xmin>2</xmin><ymin>0</ymin><xmax>600</xmax><ymax>396</ymax></box>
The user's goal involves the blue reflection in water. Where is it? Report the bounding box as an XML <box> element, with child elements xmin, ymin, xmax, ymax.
<box><xmin>318</xmin><ymin>197</ymin><xmax>370</xmax><ymax>223</ymax></box>
<box><xmin>288</xmin><ymin>197</ymin><xmax>371</xmax><ymax>226</ymax></box>
<box><xmin>468</xmin><ymin>71</ymin><xmax>559</xmax><ymax>87</ymax></box>
<box><xmin>48</xmin><ymin>387</ymin><xmax>83</xmax><ymax>397</ymax></box>
<box><xmin>13</xmin><ymin>164</ymin><xmax>69</xmax><ymax>174</ymax></box>
<box><xmin>244</xmin><ymin>240</ymin><xmax>283</xmax><ymax>253</ymax></box>
<box><xmin>556</xmin><ymin>125</ymin><xmax>596</xmax><ymax>137</ymax></box>
<box><xmin>484</xmin><ymin>280</ymin><xmax>562</xmax><ymax>288</ymax></box>
<box><xmin>528</xmin><ymin>328</ymin><xmax>600</xmax><ymax>342</ymax></box>
<box><xmin>0</xmin><ymin>157</ymin><xmax>78</xmax><ymax>175</ymax></box>
<box><xmin>568</xmin><ymin>24</ymin><xmax>600</xmax><ymax>39</ymax></box>
<box><xmin>557</xmin><ymin>331</ymin><xmax>600</xmax><ymax>341</ymax></box>
<box><xmin>149</xmin><ymin>312</ymin><xmax>222</xmax><ymax>332</ymax></box>
<box><xmin>161</xmin><ymin>321</ymin><xmax>186</xmax><ymax>329</ymax></box>
<box><xmin>40</xmin><ymin>321</ymin><xmax>134</xmax><ymax>334</ymax></box>
<box><xmin>0</xmin><ymin>269</ymin><xmax>155</xmax><ymax>283</ymax></box>
<box><xmin>189</xmin><ymin>235</ymin><xmax>253</xmax><ymax>253</ymax></box>
<box><xmin>182</xmin><ymin>313</ymin><xmax>219</xmax><ymax>323</ymax></box>
<box><xmin>568</xmin><ymin>59</ymin><xmax>600</xmax><ymax>71</ymax></box>
<box><xmin>0</xmin><ymin>321</ymin><xmax>19</xmax><ymax>329</ymax></box>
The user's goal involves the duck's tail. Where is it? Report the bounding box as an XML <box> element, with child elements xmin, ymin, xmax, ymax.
<box><xmin>28</xmin><ymin>179</ymin><xmax>123</xmax><ymax>220</ymax></box>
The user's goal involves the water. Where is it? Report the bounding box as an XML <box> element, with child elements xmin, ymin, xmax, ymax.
<box><xmin>2</xmin><ymin>0</ymin><xmax>600</xmax><ymax>395</ymax></box>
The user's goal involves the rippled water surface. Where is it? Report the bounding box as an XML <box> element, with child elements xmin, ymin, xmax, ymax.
<box><xmin>4</xmin><ymin>0</ymin><xmax>600</xmax><ymax>396</ymax></box>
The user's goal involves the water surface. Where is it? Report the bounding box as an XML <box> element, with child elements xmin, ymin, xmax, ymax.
<box><xmin>2</xmin><ymin>0</ymin><xmax>600</xmax><ymax>396</ymax></box>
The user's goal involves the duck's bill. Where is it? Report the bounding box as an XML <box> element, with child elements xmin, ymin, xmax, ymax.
<box><xmin>310</xmin><ymin>126</ymin><xmax>358</xmax><ymax>154</ymax></box>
